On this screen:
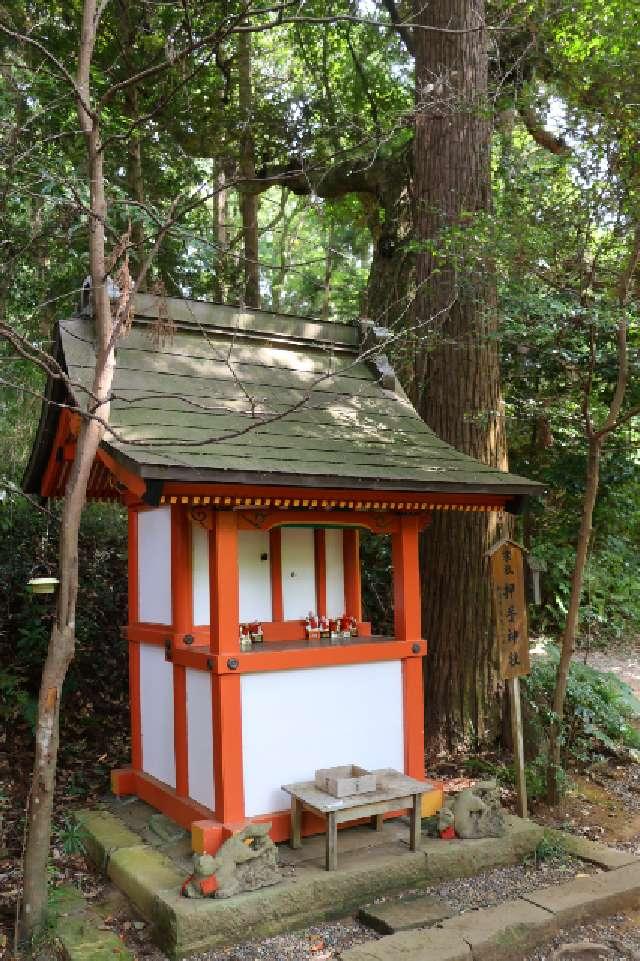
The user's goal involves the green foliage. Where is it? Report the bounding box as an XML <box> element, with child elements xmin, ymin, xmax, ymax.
<box><xmin>525</xmin><ymin>831</ymin><xmax>569</xmax><ymax>867</ymax></box>
<box><xmin>522</xmin><ymin>645</ymin><xmax>640</xmax><ymax>765</ymax></box>
<box><xmin>54</xmin><ymin>818</ymin><xmax>87</xmax><ymax>856</ymax></box>
<box><xmin>0</xmin><ymin>496</ymin><xmax>127</xmax><ymax>718</ymax></box>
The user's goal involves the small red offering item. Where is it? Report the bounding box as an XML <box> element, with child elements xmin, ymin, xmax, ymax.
<box><xmin>439</xmin><ymin>825</ymin><xmax>456</xmax><ymax>840</ymax></box>
<box><xmin>180</xmin><ymin>873</ymin><xmax>219</xmax><ymax>897</ymax></box>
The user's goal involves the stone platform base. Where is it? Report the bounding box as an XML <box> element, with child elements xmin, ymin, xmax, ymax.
<box><xmin>76</xmin><ymin>805</ymin><xmax>544</xmax><ymax>959</ymax></box>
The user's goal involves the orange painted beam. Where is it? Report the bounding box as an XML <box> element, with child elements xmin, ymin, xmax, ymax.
<box><xmin>96</xmin><ymin>447</ymin><xmax>146</xmax><ymax>499</ymax></box>
<box><xmin>209</xmin><ymin>510</ymin><xmax>244</xmax><ymax>822</ymax></box>
<box><xmin>210</xmin><ymin>510</ymin><xmax>239</xmax><ymax>655</ymax></box>
<box><xmin>161</xmin><ymin>481</ymin><xmax>510</xmax><ymax>510</ymax></box>
<box><xmin>40</xmin><ymin>408</ymin><xmax>73</xmax><ymax>497</ymax></box>
<box><xmin>403</xmin><ymin>657</ymin><xmax>425</xmax><ymax>779</ymax></box>
<box><xmin>343</xmin><ymin>529</ymin><xmax>362</xmax><ymax>621</ymax></box>
<box><xmin>314</xmin><ymin>529</ymin><xmax>327</xmax><ymax>615</ymax></box>
<box><xmin>172</xmin><ymin>637</ymin><xmax>423</xmax><ymax>674</ymax></box>
<box><xmin>391</xmin><ymin>514</ymin><xmax>426</xmax><ymax>779</ymax></box>
<box><xmin>392</xmin><ymin>515</ymin><xmax>421</xmax><ymax>640</ymax></box>
<box><xmin>269</xmin><ymin>528</ymin><xmax>283</xmax><ymax>621</ymax></box>
<box><xmin>212</xmin><ymin>673</ymin><xmax>245</xmax><ymax>824</ymax></box>
<box><xmin>238</xmin><ymin>509</ymin><xmax>401</xmax><ymax>534</ymax></box>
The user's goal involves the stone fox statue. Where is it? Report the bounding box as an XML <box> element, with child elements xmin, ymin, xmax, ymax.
<box><xmin>437</xmin><ymin>780</ymin><xmax>506</xmax><ymax>839</ymax></box>
<box><xmin>182</xmin><ymin>822</ymin><xmax>281</xmax><ymax>898</ymax></box>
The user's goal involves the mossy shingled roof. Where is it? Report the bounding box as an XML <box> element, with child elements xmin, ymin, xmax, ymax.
<box><xmin>25</xmin><ymin>295</ymin><xmax>544</xmax><ymax>498</ymax></box>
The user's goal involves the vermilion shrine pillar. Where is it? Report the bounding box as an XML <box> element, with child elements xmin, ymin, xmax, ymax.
<box><xmin>209</xmin><ymin>510</ymin><xmax>245</xmax><ymax>826</ymax></box>
<box><xmin>392</xmin><ymin>514</ymin><xmax>425</xmax><ymax>779</ymax></box>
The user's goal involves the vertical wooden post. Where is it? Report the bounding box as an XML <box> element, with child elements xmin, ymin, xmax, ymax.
<box><xmin>343</xmin><ymin>528</ymin><xmax>362</xmax><ymax>620</ymax></box>
<box><xmin>393</xmin><ymin>515</ymin><xmax>425</xmax><ymax>780</ymax></box>
<box><xmin>171</xmin><ymin>504</ymin><xmax>191</xmax><ymax>798</ymax></box>
<box><xmin>210</xmin><ymin>510</ymin><xmax>240</xmax><ymax>655</ymax></box>
<box><xmin>314</xmin><ymin>528</ymin><xmax>327</xmax><ymax>615</ymax></box>
<box><xmin>209</xmin><ymin>510</ymin><xmax>245</xmax><ymax>824</ymax></box>
<box><xmin>269</xmin><ymin>528</ymin><xmax>283</xmax><ymax>621</ymax></box>
<box><xmin>508</xmin><ymin>676</ymin><xmax>528</xmax><ymax>818</ymax></box>
<box><xmin>127</xmin><ymin>508</ymin><xmax>142</xmax><ymax>770</ymax></box>
<box><xmin>392</xmin><ymin>515</ymin><xmax>421</xmax><ymax>640</ymax></box>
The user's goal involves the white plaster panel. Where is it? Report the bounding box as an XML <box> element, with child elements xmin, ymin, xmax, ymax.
<box><xmin>281</xmin><ymin>527</ymin><xmax>316</xmax><ymax>619</ymax></box>
<box><xmin>186</xmin><ymin>668</ymin><xmax>215</xmax><ymax>810</ymax></box>
<box><xmin>138</xmin><ymin>507</ymin><xmax>172</xmax><ymax>624</ymax></box>
<box><xmin>192</xmin><ymin>522</ymin><xmax>210</xmax><ymax>626</ymax></box>
<box><xmin>325</xmin><ymin>529</ymin><xmax>345</xmax><ymax>617</ymax></box>
<box><xmin>241</xmin><ymin>661</ymin><xmax>404</xmax><ymax>816</ymax></box>
<box><xmin>140</xmin><ymin>642</ymin><xmax>176</xmax><ymax>787</ymax></box>
<box><xmin>238</xmin><ymin>530</ymin><xmax>272</xmax><ymax>622</ymax></box>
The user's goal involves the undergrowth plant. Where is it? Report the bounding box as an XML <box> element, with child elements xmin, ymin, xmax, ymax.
<box><xmin>522</xmin><ymin>644</ymin><xmax>640</xmax><ymax>774</ymax></box>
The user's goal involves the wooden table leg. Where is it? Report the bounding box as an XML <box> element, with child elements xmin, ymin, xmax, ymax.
<box><xmin>290</xmin><ymin>797</ymin><xmax>302</xmax><ymax>849</ymax></box>
<box><xmin>325</xmin><ymin>812</ymin><xmax>338</xmax><ymax>871</ymax></box>
<box><xmin>409</xmin><ymin>793</ymin><xmax>421</xmax><ymax>851</ymax></box>
<box><xmin>370</xmin><ymin>814</ymin><xmax>384</xmax><ymax>831</ymax></box>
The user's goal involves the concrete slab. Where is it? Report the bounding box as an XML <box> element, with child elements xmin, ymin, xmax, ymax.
<box><xmin>50</xmin><ymin>884</ymin><xmax>134</xmax><ymax>961</ymax></box>
<box><xmin>358</xmin><ymin>895</ymin><xmax>454</xmax><ymax>933</ymax></box>
<box><xmin>340</xmin><ymin>928</ymin><xmax>471</xmax><ymax>961</ymax></box>
<box><xmin>558</xmin><ymin>833</ymin><xmax>640</xmax><ymax>871</ymax></box>
<box><xmin>444</xmin><ymin>899</ymin><xmax>554</xmax><ymax>961</ymax></box>
<box><xmin>523</xmin><ymin>861</ymin><xmax>640</xmax><ymax>925</ymax></box>
<box><xmin>108</xmin><ymin>844</ymin><xmax>185</xmax><ymax>921</ymax></box>
<box><xmin>75</xmin><ymin>810</ymin><xmax>142</xmax><ymax>869</ymax></box>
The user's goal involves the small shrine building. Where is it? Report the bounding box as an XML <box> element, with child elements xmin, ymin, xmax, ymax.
<box><xmin>24</xmin><ymin>295</ymin><xmax>542</xmax><ymax>854</ymax></box>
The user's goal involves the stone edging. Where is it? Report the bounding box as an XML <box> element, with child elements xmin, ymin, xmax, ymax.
<box><xmin>340</xmin><ymin>857</ymin><xmax>640</xmax><ymax>961</ymax></box>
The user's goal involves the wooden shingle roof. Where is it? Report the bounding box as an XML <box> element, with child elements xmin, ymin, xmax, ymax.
<box><xmin>24</xmin><ymin>295</ymin><xmax>544</xmax><ymax>501</ymax></box>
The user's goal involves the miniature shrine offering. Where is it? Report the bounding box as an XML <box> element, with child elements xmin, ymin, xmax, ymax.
<box><xmin>24</xmin><ymin>295</ymin><xmax>542</xmax><ymax>857</ymax></box>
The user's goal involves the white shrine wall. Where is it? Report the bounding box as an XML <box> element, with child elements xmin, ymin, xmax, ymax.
<box><xmin>240</xmin><ymin>660</ymin><xmax>404</xmax><ymax>816</ymax></box>
<box><xmin>324</xmin><ymin>529</ymin><xmax>345</xmax><ymax>616</ymax></box>
<box><xmin>238</xmin><ymin>530</ymin><xmax>272</xmax><ymax>622</ymax></box>
<box><xmin>281</xmin><ymin>527</ymin><xmax>316</xmax><ymax>619</ymax></box>
<box><xmin>139</xmin><ymin>642</ymin><xmax>176</xmax><ymax>787</ymax></box>
<box><xmin>186</xmin><ymin>668</ymin><xmax>215</xmax><ymax>810</ymax></box>
<box><xmin>137</xmin><ymin>506</ymin><xmax>172</xmax><ymax>624</ymax></box>
<box><xmin>188</xmin><ymin>522</ymin><xmax>350</xmax><ymax>624</ymax></box>
<box><xmin>191</xmin><ymin>521</ymin><xmax>210</xmax><ymax>626</ymax></box>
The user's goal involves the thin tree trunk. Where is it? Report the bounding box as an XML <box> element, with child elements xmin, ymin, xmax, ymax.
<box><xmin>213</xmin><ymin>168</ymin><xmax>228</xmax><ymax>301</ymax></box>
<box><xmin>412</xmin><ymin>0</ymin><xmax>508</xmax><ymax>750</ymax></box>
<box><xmin>547</xmin><ymin>436</ymin><xmax>601</xmax><ymax>802</ymax></box>
<box><xmin>238</xmin><ymin>29</ymin><xmax>260</xmax><ymax>307</ymax></box>
<box><xmin>127</xmin><ymin>86</ymin><xmax>146</xmax><ymax>288</ymax></box>
<box><xmin>21</xmin><ymin>0</ymin><xmax>115</xmax><ymax>940</ymax></box>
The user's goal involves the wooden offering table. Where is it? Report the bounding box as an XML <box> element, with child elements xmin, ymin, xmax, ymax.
<box><xmin>283</xmin><ymin>770</ymin><xmax>433</xmax><ymax>871</ymax></box>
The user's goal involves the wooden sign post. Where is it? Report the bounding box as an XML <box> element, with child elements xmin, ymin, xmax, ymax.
<box><xmin>487</xmin><ymin>538</ymin><xmax>530</xmax><ymax>819</ymax></box>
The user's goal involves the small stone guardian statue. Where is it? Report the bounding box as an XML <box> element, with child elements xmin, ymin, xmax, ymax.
<box><xmin>182</xmin><ymin>821</ymin><xmax>281</xmax><ymax>898</ymax></box>
<box><xmin>437</xmin><ymin>780</ymin><xmax>506</xmax><ymax>839</ymax></box>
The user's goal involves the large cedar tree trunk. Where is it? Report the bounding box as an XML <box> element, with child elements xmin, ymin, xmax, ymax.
<box><xmin>238</xmin><ymin>29</ymin><xmax>260</xmax><ymax>307</ymax></box>
<box><xmin>413</xmin><ymin>0</ymin><xmax>508</xmax><ymax>750</ymax></box>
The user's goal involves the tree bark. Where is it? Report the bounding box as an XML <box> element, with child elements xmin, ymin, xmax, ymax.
<box><xmin>412</xmin><ymin>0</ymin><xmax>508</xmax><ymax>750</ymax></box>
<box><xmin>20</xmin><ymin>0</ymin><xmax>115</xmax><ymax>940</ymax></box>
<box><xmin>238</xmin><ymin>29</ymin><xmax>260</xmax><ymax>307</ymax></box>
<box><xmin>547</xmin><ymin>436</ymin><xmax>601</xmax><ymax>802</ymax></box>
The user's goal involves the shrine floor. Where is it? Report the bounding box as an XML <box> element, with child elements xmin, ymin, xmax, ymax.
<box><xmin>76</xmin><ymin>799</ymin><xmax>548</xmax><ymax>959</ymax></box>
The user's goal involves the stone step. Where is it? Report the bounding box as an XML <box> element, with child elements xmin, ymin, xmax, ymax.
<box><xmin>358</xmin><ymin>895</ymin><xmax>454</xmax><ymax>934</ymax></box>
<box><xmin>341</xmin><ymin>861</ymin><xmax>640</xmax><ymax>961</ymax></box>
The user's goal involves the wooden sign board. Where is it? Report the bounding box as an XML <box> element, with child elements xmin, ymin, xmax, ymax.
<box><xmin>488</xmin><ymin>539</ymin><xmax>530</xmax><ymax>679</ymax></box>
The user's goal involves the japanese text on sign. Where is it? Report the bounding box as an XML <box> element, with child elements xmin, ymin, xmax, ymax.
<box><xmin>488</xmin><ymin>541</ymin><xmax>530</xmax><ymax>679</ymax></box>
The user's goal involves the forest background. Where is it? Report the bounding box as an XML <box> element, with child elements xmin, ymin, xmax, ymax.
<box><xmin>0</xmin><ymin>0</ymin><xmax>639</xmax><ymax>927</ymax></box>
